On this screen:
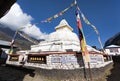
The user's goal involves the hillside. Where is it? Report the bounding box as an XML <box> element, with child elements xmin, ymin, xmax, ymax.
<box><xmin>104</xmin><ymin>32</ymin><xmax>120</xmax><ymax>47</ymax></box>
<box><xmin>0</xmin><ymin>24</ymin><xmax>38</xmax><ymax>50</ymax></box>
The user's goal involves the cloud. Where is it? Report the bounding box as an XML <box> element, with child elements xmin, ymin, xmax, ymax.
<box><xmin>0</xmin><ymin>3</ymin><xmax>48</xmax><ymax>39</ymax></box>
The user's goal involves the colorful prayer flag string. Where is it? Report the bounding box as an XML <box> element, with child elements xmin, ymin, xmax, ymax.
<box><xmin>9</xmin><ymin>26</ymin><xmax>31</xmax><ymax>54</ymax></box>
<box><xmin>41</xmin><ymin>1</ymin><xmax>76</xmax><ymax>23</ymax></box>
<box><xmin>25</xmin><ymin>1</ymin><xmax>76</xmax><ymax>25</ymax></box>
<box><xmin>80</xmin><ymin>11</ymin><xmax>104</xmax><ymax>50</ymax></box>
<box><xmin>18</xmin><ymin>32</ymin><xmax>39</xmax><ymax>44</ymax></box>
<box><xmin>81</xmin><ymin>13</ymin><xmax>91</xmax><ymax>25</ymax></box>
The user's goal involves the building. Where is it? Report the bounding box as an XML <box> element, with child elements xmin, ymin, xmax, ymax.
<box><xmin>0</xmin><ymin>40</ymin><xmax>12</xmax><ymax>57</ymax></box>
<box><xmin>105</xmin><ymin>45</ymin><xmax>120</xmax><ymax>56</ymax></box>
<box><xmin>6</xmin><ymin>19</ymin><xmax>112</xmax><ymax>69</ymax></box>
<box><xmin>0</xmin><ymin>40</ymin><xmax>17</xmax><ymax>64</ymax></box>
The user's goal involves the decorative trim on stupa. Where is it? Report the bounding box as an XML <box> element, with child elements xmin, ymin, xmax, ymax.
<box><xmin>55</xmin><ymin>19</ymin><xmax>73</xmax><ymax>31</ymax></box>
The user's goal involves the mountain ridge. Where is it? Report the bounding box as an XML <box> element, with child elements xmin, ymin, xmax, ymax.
<box><xmin>0</xmin><ymin>24</ymin><xmax>38</xmax><ymax>50</ymax></box>
<box><xmin>104</xmin><ymin>32</ymin><xmax>120</xmax><ymax>47</ymax></box>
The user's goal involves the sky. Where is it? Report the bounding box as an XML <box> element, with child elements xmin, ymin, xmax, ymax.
<box><xmin>0</xmin><ymin>0</ymin><xmax>120</xmax><ymax>48</ymax></box>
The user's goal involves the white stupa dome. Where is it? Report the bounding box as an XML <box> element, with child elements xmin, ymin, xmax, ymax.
<box><xmin>31</xmin><ymin>19</ymin><xmax>100</xmax><ymax>52</ymax></box>
<box><xmin>47</xmin><ymin>19</ymin><xmax>79</xmax><ymax>42</ymax></box>
<box><xmin>55</xmin><ymin>19</ymin><xmax>73</xmax><ymax>31</ymax></box>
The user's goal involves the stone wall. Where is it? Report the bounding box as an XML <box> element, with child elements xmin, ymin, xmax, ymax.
<box><xmin>47</xmin><ymin>54</ymin><xmax>83</xmax><ymax>69</ymax></box>
<box><xmin>32</xmin><ymin>62</ymin><xmax>113</xmax><ymax>81</ymax></box>
<box><xmin>24</xmin><ymin>54</ymin><xmax>84</xmax><ymax>69</ymax></box>
<box><xmin>24</xmin><ymin>53</ymin><xmax>112</xmax><ymax>70</ymax></box>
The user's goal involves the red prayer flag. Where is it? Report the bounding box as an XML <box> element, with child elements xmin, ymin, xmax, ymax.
<box><xmin>75</xmin><ymin>7</ymin><xmax>90</xmax><ymax>62</ymax></box>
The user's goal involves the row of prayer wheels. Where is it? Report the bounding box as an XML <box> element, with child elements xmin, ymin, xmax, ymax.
<box><xmin>29</xmin><ymin>57</ymin><xmax>45</xmax><ymax>61</ymax></box>
<box><xmin>10</xmin><ymin>57</ymin><xmax>18</xmax><ymax>61</ymax></box>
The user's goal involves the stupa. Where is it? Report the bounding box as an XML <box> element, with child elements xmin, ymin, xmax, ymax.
<box><xmin>31</xmin><ymin>19</ymin><xmax>80</xmax><ymax>52</ymax></box>
<box><xmin>6</xmin><ymin>19</ymin><xmax>112</xmax><ymax>69</ymax></box>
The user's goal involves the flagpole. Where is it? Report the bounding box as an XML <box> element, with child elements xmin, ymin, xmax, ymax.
<box><xmin>88</xmin><ymin>62</ymin><xmax>92</xmax><ymax>81</ymax></box>
<box><xmin>9</xmin><ymin>26</ymin><xmax>28</xmax><ymax>54</ymax></box>
<box><xmin>74</xmin><ymin>5</ymin><xmax>87</xmax><ymax>81</ymax></box>
<box><xmin>9</xmin><ymin>30</ymin><xmax>18</xmax><ymax>54</ymax></box>
<box><xmin>75</xmin><ymin>0</ymin><xmax>92</xmax><ymax>81</ymax></box>
<box><xmin>74</xmin><ymin>1</ymin><xmax>87</xmax><ymax>80</ymax></box>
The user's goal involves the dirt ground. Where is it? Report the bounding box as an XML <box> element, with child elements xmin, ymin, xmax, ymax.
<box><xmin>0</xmin><ymin>65</ymin><xmax>35</xmax><ymax>81</ymax></box>
<box><xmin>106</xmin><ymin>62</ymin><xmax>120</xmax><ymax>81</ymax></box>
<box><xmin>0</xmin><ymin>62</ymin><xmax>119</xmax><ymax>81</ymax></box>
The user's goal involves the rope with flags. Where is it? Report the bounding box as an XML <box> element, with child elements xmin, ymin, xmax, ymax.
<box><xmin>17</xmin><ymin>32</ymin><xmax>39</xmax><ymax>44</ymax></box>
<box><xmin>79</xmin><ymin>10</ymin><xmax>104</xmax><ymax>51</ymax></box>
<box><xmin>9</xmin><ymin>26</ymin><xmax>37</xmax><ymax>54</ymax></box>
<box><xmin>40</xmin><ymin>1</ymin><xmax>76</xmax><ymax>23</ymax></box>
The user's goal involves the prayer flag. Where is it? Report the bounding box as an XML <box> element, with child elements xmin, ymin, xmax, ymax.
<box><xmin>9</xmin><ymin>47</ymin><xmax>13</xmax><ymax>55</ymax></box>
<box><xmin>47</xmin><ymin>17</ymin><xmax>52</xmax><ymax>22</ymax></box>
<box><xmin>10</xmin><ymin>31</ymin><xmax>17</xmax><ymax>46</ymax></box>
<box><xmin>9</xmin><ymin>32</ymin><xmax>17</xmax><ymax>54</ymax></box>
<box><xmin>81</xmin><ymin>13</ymin><xmax>91</xmax><ymax>25</ymax></box>
<box><xmin>58</xmin><ymin>12</ymin><xmax>63</xmax><ymax>16</ymax></box>
<box><xmin>53</xmin><ymin>14</ymin><xmax>59</xmax><ymax>19</ymax></box>
<box><xmin>75</xmin><ymin>7</ymin><xmax>90</xmax><ymax>62</ymax></box>
<box><xmin>70</xmin><ymin>1</ymin><xmax>77</xmax><ymax>7</ymax></box>
<box><xmin>91</xmin><ymin>25</ymin><xmax>99</xmax><ymax>34</ymax></box>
